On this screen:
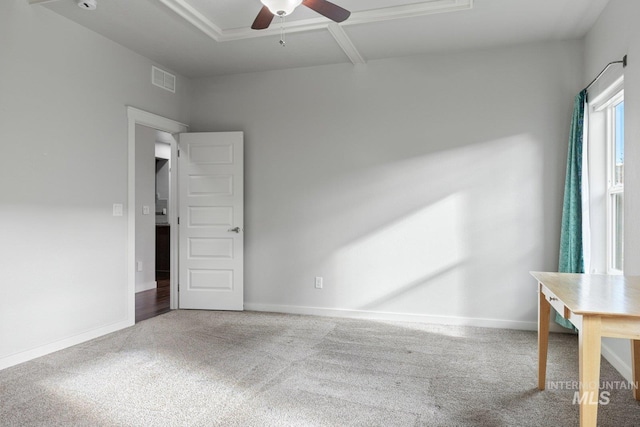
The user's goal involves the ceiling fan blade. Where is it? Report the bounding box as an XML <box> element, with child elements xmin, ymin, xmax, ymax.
<box><xmin>251</xmin><ymin>6</ymin><xmax>275</xmax><ymax>30</ymax></box>
<box><xmin>302</xmin><ymin>0</ymin><xmax>350</xmax><ymax>23</ymax></box>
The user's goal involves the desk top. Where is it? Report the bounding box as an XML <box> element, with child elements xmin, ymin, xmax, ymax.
<box><xmin>531</xmin><ymin>272</ymin><xmax>640</xmax><ymax>317</ymax></box>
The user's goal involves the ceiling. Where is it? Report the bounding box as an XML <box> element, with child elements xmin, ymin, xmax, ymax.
<box><xmin>32</xmin><ymin>0</ymin><xmax>610</xmax><ymax>78</ymax></box>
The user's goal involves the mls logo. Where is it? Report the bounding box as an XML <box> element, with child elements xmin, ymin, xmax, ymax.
<box><xmin>573</xmin><ymin>391</ymin><xmax>611</xmax><ymax>405</ymax></box>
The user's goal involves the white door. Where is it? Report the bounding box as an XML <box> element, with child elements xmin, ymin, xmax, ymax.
<box><xmin>178</xmin><ymin>132</ymin><xmax>243</xmax><ymax>310</ymax></box>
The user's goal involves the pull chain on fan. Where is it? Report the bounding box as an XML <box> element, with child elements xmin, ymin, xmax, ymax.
<box><xmin>279</xmin><ymin>15</ymin><xmax>286</xmax><ymax>47</ymax></box>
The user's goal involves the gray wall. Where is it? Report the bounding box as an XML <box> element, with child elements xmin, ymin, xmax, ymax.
<box><xmin>0</xmin><ymin>1</ymin><xmax>190</xmax><ymax>368</ymax></box>
<box><xmin>190</xmin><ymin>40</ymin><xmax>583</xmax><ymax>327</ymax></box>
<box><xmin>584</xmin><ymin>0</ymin><xmax>640</xmax><ymax>381</ymax></box>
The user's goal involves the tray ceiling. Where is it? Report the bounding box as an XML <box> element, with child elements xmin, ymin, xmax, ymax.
<box><xmin>31</xmin><ymin>0</ymin><xmax>610</xmax><ymax>78</ymax></box>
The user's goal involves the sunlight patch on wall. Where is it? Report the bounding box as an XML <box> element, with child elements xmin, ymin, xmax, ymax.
<box><xmin>311</xmin><ymin>133</ymin><xmax>544</xmax><ymax>323</ymax></box>
<box><xmin>330</xmin><ymin>193</ymin><xmax>467</xmax><ymax>314</ymax></box>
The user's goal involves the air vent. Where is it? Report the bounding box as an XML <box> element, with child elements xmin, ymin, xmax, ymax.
<box><xmin>152</xmin><ymin>66</ymin><xmax>176</xmax><ymax>93</ymax></box>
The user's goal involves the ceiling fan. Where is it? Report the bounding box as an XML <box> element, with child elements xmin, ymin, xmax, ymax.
<box><xmin>252</xmin><ymin>0</ymin><xmax>351</xmax><ymax>30</ymax></box>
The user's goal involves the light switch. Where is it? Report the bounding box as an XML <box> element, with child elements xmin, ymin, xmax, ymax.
<box><xmin>143</xmin><ymin>206</ymin><xmax>150</xmax><ymax>215</ymax></box>
<box><xmin>113</xmin><ymin>203</ymin><xmax>123</xmax><ymax>217</ymax></box>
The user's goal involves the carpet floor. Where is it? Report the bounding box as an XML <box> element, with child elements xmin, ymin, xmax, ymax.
<box><xmin>1</xmin><ymin>310</ymin><xmax>639</xmax><ymax>426</ymax></box>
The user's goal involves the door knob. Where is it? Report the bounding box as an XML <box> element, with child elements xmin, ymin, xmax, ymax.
<box><xmin>228</xmin><ymin>227</ymin><xmax>242</xmax><ymax>233</ymax></box>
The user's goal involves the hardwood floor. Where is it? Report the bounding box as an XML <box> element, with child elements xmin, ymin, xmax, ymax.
<box><xmin>135</xmin><ymin>278</ymin><xmax>171</xmax><ymax>323</ymax></box>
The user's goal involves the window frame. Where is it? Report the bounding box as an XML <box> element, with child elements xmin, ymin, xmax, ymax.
<box><xmin>603</xmin><ymin>90</ymin><xmax>624</xmax><ymax>274</ymax></box>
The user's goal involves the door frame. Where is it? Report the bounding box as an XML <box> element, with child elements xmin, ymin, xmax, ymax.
<box><xmin>127</xmin><ymin>106</ymin><xmax>189</xmax><ymax>323</ymax></box>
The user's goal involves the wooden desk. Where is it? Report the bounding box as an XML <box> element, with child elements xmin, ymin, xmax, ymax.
<box><xmin>532</xmin><ymin>272</ymin><xmax>640</xmax><ymax>426</ymax></box>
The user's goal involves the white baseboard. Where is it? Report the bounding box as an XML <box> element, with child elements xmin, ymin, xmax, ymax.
<box><xmin>0</xmin><ymin>319</ymin><xmax>133</xmax><ymax>371</ymax></box>
<box><xmin>601</xmin><ymin>341</ymin><xmax>633</xmax><ymax>383</ymax></box>
<box><xmin>244</xmin><ymin>303</ymin><xmax>539</xmax><ymax>331</ymax></box>
<box><xmin>135</xmin><ymin>281</ymin><xmax>156</xmax><ymax>293</ymax></box>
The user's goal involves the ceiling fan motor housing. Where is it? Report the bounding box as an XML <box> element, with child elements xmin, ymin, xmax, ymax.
<box><xmin>261</xmin><ymin>0</ymin><xmax>303</xmax><ymax>16</ymax></box>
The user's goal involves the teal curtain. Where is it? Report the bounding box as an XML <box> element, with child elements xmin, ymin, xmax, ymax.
<box><xmin>556</xmin><ymin>90</ymin><xmax>587</xmax><ymax>329</ymax></box>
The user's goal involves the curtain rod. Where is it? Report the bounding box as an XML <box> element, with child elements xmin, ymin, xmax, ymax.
<box><xmin>584</xmin><ymin>54</ymin><xmax>627</xmax><ymax>92</ymax></box>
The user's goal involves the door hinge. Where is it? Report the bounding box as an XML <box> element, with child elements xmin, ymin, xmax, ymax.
<box><xmin>177</xmin><ymin>149</ymin><xmax>180</xmax><ymax>157</ymax></box>
<box><xmin>177</xmin><ymin>217</ymin><xmax>180</xmax><ymax>225</ymax></box>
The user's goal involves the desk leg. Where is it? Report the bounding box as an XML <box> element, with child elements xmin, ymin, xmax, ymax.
<box><xmin>632</xmin><ymin>340</ymin><xmax>640</xmax><ymax>401</ymax></box>
<box><xmin>579</xmin><ymin>315</ymin><xmax>601</xmax><ymax>427</ymax></box>
<box><xmin>538</xmin><ymin>283</ymin><xmax>550</xmax><ymax>390</ymax></box>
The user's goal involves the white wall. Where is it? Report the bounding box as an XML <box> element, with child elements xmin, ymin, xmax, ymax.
<box><xmin>584</xmin><ymin>0</ymin><xmax>640</xmax><ymax>381</ymax></box>
<box><xmin>135</xmin><ymin>125</ymin><xmax>158</xmax><ymax>292</ymax></box>
<box><xmin>0</xmin><ymin>1</ymin><xmax>190</xmax><ymax>369</ymax></box>
<box><xmin>190</xmin><ymin>40</ymin><xmax>583</xmax><ymax>328</ymax></box>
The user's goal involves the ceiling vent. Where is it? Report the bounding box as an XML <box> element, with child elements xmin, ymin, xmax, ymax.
<box><xmin>152</xmin><ymin>66</ymin><xmax>176</xmax><ymax>93</ymax></box>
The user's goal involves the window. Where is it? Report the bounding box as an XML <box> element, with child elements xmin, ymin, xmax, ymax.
<box><xmin>606</xmin><ymin>93</ymin><xmax>624</xmax><ymax>273</ymax></box>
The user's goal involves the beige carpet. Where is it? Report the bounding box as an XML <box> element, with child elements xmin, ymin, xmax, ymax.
<box><xmin>1</xmin><ymin>310</ymin><xmax>638</xmax><ymax>426</ymax></box>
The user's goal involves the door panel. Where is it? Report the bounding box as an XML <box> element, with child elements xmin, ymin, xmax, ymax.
<box><xmin>178</xmin><ymin>132</ymin><xmax>243</xmax><ymax>310</ymax></box>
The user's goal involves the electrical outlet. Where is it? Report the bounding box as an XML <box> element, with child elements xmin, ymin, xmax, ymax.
<box><xmin>136</xmin><ymin>261</ymin><xmax>143</xmax><ymax>272</ymax></box>
<box><xmin>315</xmin><ymin>276</ymin><xmax>323</xmax><ymax>289</ymax></box>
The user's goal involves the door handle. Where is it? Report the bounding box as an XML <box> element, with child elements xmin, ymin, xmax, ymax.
<box><xmin>228</xmin><ymin>227</ymin><xmax>242</xmax><ymax>233</ymax></box>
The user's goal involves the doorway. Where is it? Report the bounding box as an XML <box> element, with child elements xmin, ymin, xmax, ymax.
<box><xmin>134</xmin><ymin>129</ymin><xmax>173</xmax><ymax>323</ymax></box>
<box><xmin>127</xmin><ymin>107</ymin><xmax>188</xmax><ymax>325</ymax></box>
<box><xmin>127</xmin><ymin>107</ymin><xmax>245</xmax><ymax>320</ymax></box>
